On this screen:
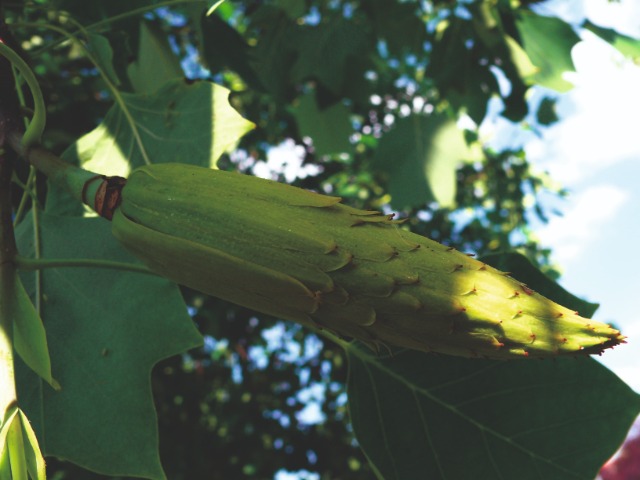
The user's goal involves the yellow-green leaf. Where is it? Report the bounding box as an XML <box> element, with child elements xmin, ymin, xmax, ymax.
<box><xmin>17</xmin><ymin>411</ymin><xmax>45</xmax><ymax>480</ymax></box>
<box><xmin>515</xmin><ymin>11</ymin><xmax>580</xmax><ymax>92</ymax></box>
<box><xmin>12</xmin><ymin>274</ymin><xmax>58</xmax><ymax>390</ymax></box>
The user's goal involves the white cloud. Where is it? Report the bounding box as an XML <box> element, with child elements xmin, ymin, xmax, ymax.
<box><xmin>534</xmin><ymin>0</ymin><xmax>640</xmax><ymax>38</ymax></box>
<box><xmin>585</xmin><ymin>0</ymin><xmax>640</xmax><ymax>37</ymax></box>
<box><xmin>536</xmin><ymin>185</ymin><xmax>628</xmax><ymax>265</ymax></box>
<box><xmin>256</xmin><ymin>139</ymin><xmax>322</xmax><ymax>183</ymax></box>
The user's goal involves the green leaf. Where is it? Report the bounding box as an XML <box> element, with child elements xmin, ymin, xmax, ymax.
<box><xmin>536</xmin><ymin>97</ymin><xmax>559</xmax><ymax>126</ymax></box>
<box><xmin>480</xmin><ymin>252</ymin><xmax>599</xmax><ymax>318</ymax></box>
<box><xmin>17</xmin><ymin>410</ymin><xmax>45</xmax><ymax>480</ymax></box>
<box><xmin>127</xmin><ymin>21</ymin><xmax>184</xmax><ymax>94</ymax></box>
<box><xmin>469</xmin><ymin>4</ymin><xmax>537</xmax><ymax>80</ymax></box>
<box><xmin>274</xmin><ymin>0</ymin><xmax>305</xmax><ymax>19</ymax></box>
<box><xmin>14</xmin><ymin>213</ymin><xmax>202</xmax><ymax>479</ymax></box>
<box><xmin>86</xmin><ymin>34</ymin><xmax>121</xmax><ymax>87</ymax></box>
<box><xmin>347</xmin><ymin>345</ymin><xmax>640</xmax><ymax>480</ymax></box>
<box><xmin>6</xmin><ymin>414</ymin><xmax>27</xmax><ymax>480</ymax></box>
<box><xmin>503</xmin><ymin>34</ymin><xmax>538</xmax><ymax>79</ymax></box>
<box><xmin>0</xmin><ymin>262</ymin><xmax>56</xmax><ymax>407</ymax></box>
<box><xmin>249</xmin><ymin>6</ymin><xmax>298</xmax><ymax>100</ymax></box>
<box><xmin>428</xmin><ymin>18</ymin><xmax>470</xmax><ymax>86</ymax></box>
<box><xmin>200</xmin><ymin>13</ymin><xmax>265</xmax><ymax>92</ymax></box>
<box><xmin>372</xmin><ymin>114</ymin><xmax>471</xmax><ymax>209</ymax></box>
<box><xmin>583</xmin><ymin>20</ymin><xmax>640</xmax><ymax>60</ymax></box>
<box><xmin>291</xmin><ymin>92</ymin><xmax>352</xmax><ymax>156</ymax></box>
<box><xmin>366</xmin><ymin>0</ymin><xmax>426</xmax><ymax>55</ymax></box>
<box><xmin>515</xmin><ymin>11</ymin><xmax>580</xmax><ymax>92</ymax></box>
<box><xmin>46</xmin><ymin>79</ymin><xmax>254</xmax><ymax>215</ymax></box>
<box><xmin>81</xmin><ymin>79</ymin><xmax>254</xmax><ymax>175</ymax></box>
<box><xmin>12</xmin><ymin>274</ymin><xmax>58</xmax><ymax>390</ymax></box>
<box><xmin>0</xmin><ymin>407</ymin><xmax>18</xmax><ymax>468</ymax></box>
<box><xmin>0</xmin><ymin>439</ymin><xmax>9</xmax><ymax>478</ymax></box>
<box><xmin>430</xmin><ymin>8</ymin><xmax>530</xmax><ymax>122</ymax></box>
<box><xmin>291</xmin><ymin>19</ymin><xmax>370</xmax><ymax>95</ymax></box>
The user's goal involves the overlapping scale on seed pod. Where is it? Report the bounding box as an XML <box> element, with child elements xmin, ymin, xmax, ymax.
<box><xmin>111</xmin><ymin>163</ymin><xmax>624</xmax><ymax>359</ymax></box>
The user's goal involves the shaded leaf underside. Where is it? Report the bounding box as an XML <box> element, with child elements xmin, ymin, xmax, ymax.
<box><xmin>348</xmin><ymin>345</ymin><xmax>640</xmax><ymax>480</ymax></box>
<box><xmin>14</xmin><ymin>214</ymin><xmax>202</xmax><ymax>479</ymax></box>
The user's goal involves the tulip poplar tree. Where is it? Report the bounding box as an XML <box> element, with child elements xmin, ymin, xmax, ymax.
<box><xmin>0</xmin><ymin>1</ymin><xmax>639</xmax><ymax>479</ymax></box>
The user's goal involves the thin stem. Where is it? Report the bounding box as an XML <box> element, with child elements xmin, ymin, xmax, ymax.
<box><xmin>7</xmin><ymin>131</ymin><xmax>102</xmax><ymax>208</ymax></box>
<box><xmin>12</xmin><ymin>66</ymin><xmax>29</xmax><ymax>130</ymax></box>
<box><xmin>12</xmin><ymin>167</ymin><xmax>37</xmax><ymax>226</ymax></box>
<box><xmin>0</xmin><ymin>42</ymin><xmax>46</xmax><ymax>149</ymax></box>
<box><xmin>31</xmin><ymin>207</ymin><xmax>42</xmax><ymax>313</ymax></box>
<box><xmin>12</xmin><ymin>63</ymin><xmax>40</xmax><ymax>227</ymax></box>
<box><xmin>315</xmin><ymin>328</ymin><xmax>351</xmax><ymax>351</ymax></box>
<box><xmin>15</xmin><ymin>256</ymin><xmax>156</xmax><ymax>276</ymax></box>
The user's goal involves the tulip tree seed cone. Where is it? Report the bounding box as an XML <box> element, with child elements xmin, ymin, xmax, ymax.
<box><xmin>109</xmin><ymin>163</ymin><xmax>624</xmax><ymax>359</ymax></box>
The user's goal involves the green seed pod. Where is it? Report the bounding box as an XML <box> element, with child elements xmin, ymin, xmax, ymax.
<box><xmin>110</xmin><ymin>163</ymin><xmax>623</xmax><ymax>359</ymax></box>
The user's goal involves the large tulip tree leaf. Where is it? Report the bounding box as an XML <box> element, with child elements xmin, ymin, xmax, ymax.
<box><xmin>290</xmin><ymin>18</ymin><xmax>370</xmax><ymax>96</ymax></box>
<box><xmin>14</xmin><ymin>213</ymin><xmax>202</xmax><ymax>479</ymax></box>
<box><xmin>347</xmin><ymin>252</ymin><xmax>639</xmax><ymax>480</ymax></box>
<box><xmin>46</xmin><ymin>79</ymin><xmax>254</xmax><ymax>215</ymax></box>
<box><xmin>72</xmin><ymin>79</ymin><xmax>255</xmax><ymax>176</ymax></box>
<box><xmin>347</xmin><ymin>346</ymin><xmax>639</xmax><ymax>480</ymax></box>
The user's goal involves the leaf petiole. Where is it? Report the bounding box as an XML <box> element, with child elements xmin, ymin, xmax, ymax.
<box><xmin>15</xmin><ymin>255</ymin><xmax>155</xmax><ymax>276</ymax></box>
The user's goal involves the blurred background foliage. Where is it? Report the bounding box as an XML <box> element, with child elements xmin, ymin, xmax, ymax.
<box><xmin>1</xmin><ymin>0</ymin><xmax>619</xmax><ymax>478</ymax></box>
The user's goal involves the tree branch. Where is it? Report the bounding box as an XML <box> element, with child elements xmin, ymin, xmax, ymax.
<box><xmin>0</xmin><ymin>114</ymin><xmax>17</xmax><ymax>264</ymax></box>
